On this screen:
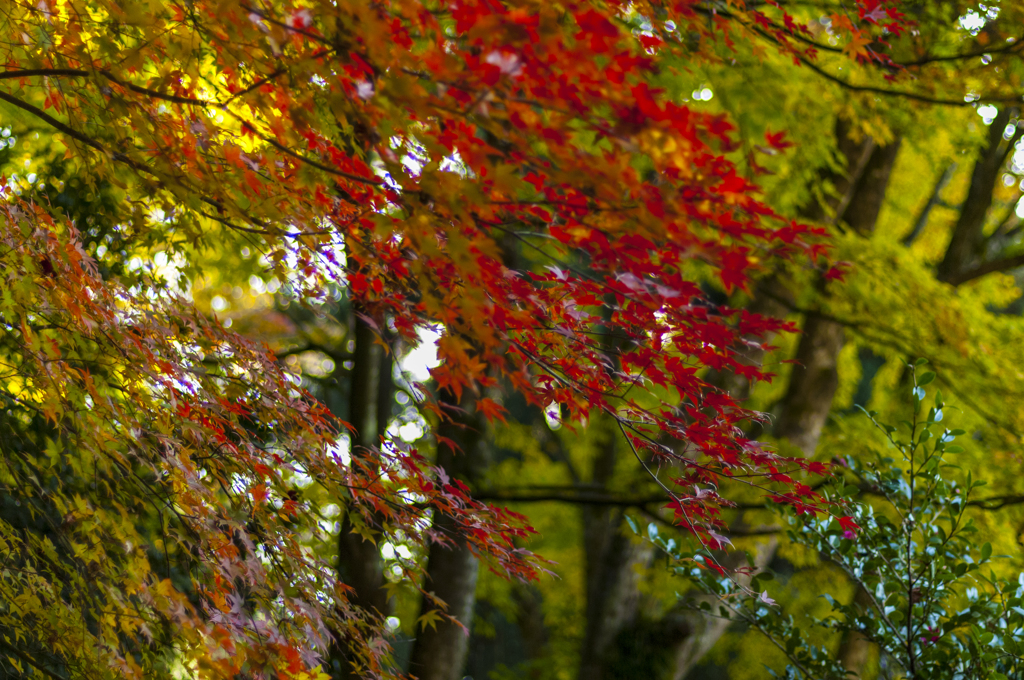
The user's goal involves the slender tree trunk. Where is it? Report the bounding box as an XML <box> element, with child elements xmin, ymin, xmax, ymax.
<box><xmin>773</xmin><ymin>309</ymin><xmax>845</xmax><ymax>454</ymax></box>
<box><xmin>775</xmin><ymin>133</ymin><xmax>901</xmax><ymax>453</ymax></box>
<box><xmin>572</xmin><ymin>416</ymin><xmax>658</xmax><ymax>680</ymax></box>
<box><xmin>408</xmin><ymin>390</ymin><xmax>489</xmax><ymax>680</ymax></box>
<box><xmin>408</xmin><ymin>512</ymin><xmax>480</xmax><ymax>680</ymax></box>
<box><xmin>332</xmin><ymin>314</ymin><xmax>393</xmax><ymax>678</ymax></box>
<box><xmin>578</xmin><ymin>515</ymin><xmax>653</xmax><ymax>680</ymax></box>
<box><xmin>513</xmin><ymin>584</ymin><xmax>549</xmax><ymax>678</ymax></box>
<box><xmin>778</xmin><ymin>134</ymin><xmax>902</xmax><ymax>680</ymax></box>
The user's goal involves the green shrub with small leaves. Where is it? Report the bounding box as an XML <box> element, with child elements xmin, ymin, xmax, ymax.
<box><xmin>650</xmin><ymin>363</ymin><xmax>1024</xmax><ymax>679</ymax></box>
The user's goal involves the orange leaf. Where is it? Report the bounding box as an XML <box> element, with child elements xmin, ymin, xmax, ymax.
<box><xmin>476</xmin><ymin>397</ymin><xmax>508</xmax><ymax>424</ymax></box>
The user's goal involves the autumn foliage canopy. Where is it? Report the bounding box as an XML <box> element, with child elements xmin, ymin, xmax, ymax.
<box><xmin>0</xmin><ymin>0</ymin><xmax>909</xmax><ymax>678</ymax></box>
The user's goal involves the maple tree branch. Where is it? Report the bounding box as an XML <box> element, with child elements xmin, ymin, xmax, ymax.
<box><xmin>476</xmin><ymin>489</ymin><xmax>668</xmax><ymax>507</ymax></box>
<box><xmin>476</xmin><ymin>489</ymin><xmax>796</xmax><ymax>515</ymax></box>
<box><xmin>0</xmin><ymin>90</ymin><xmax>150</xmax><ymax>174</ymax></box>
<box><xmin>0</xmin><ymin>68</ymin><xmax>212</xmax><ymax>106</ymax></box>
<box><xmin>98</xmin><ymin>70</ymin><xmax>210</xmax><ymax>106</ymax></box>
<box><xmin>257</xmin><ymin>132</ymin><xmax>382</xmax><ymax>186</ymax></box>
<box><xmin>896</xmin><ymin>36</ymin><xmax>1024</xmax><ymax>67</ymax></box>
<box><xmin>2</xmin><ymin>48</ymin><xmax>337</xmax><ymax>108</ymax></box>
<box><xmin>0</xmin><ymin>68</ymin><xmax>381</xmax><ymax>187</ymax></box>
<box><xmin>241</xmin><ymin>6</ymin><xmax>332</xmax><ymax>46</ymax></box>
<box><xmin>718</xmin><ymin>11</ymin><xmax>1024</xmax><ymax>106</ymax></box>
<box><xmin>727</xmin><ymin>10</ymin><xmax>1024</xmax><ymax>68</ymax></box>
<box><xmin>946</xmin><ymin>252</ymin><xmax>1024</xmax><ymax>286</ymax></box>
<box><xmin>275</xmin><ymin>341</ymin><xmax>354</xmax><ymax>363</ymax></box>
<box><xmin>224</xmin><ymin>48</ymin><xmax>337</xmax><ymax>102</ymax></box>
<box><xmin>0</xmin><ymin>638</ymin><xmax>68</xmax><ymax>680</ymax></box>
<box><xmin>0</xmin><ymin>68</ymin><xmax>380</xmax><ymax>192</ymax></box>
<box><xmin>797</xmin><ymin>56</ymin><xmax>1023</xmax><ymax>106</ymax></box>
<box><xmin>0</xmin><ymin>68</ymin><xmax>90</xmax><ymax>80</ymax></box>
<box><xmin>0</xmin><ymin>93</ymin><xmax>278</xmax><ymax>238</ymax></box>
<box><xmin>967</xmin><ymin>494</ymin><xmax>1024</xmax><ymax>510</ymax></box>
<box><xmin>697</xmin><ymin>3</ymin><xmax>1022</xmax><ymax>68</ymax></box>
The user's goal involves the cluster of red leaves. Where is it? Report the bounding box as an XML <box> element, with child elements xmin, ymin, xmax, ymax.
<box><xmin>831</xmin><ymin>1</ymin><xmax>911</xmax><ymax>66</ymax></box>
<box><xmin>0</xmin><ymin>195</ymin><xmax>538</xmax><ymax>678</ymax></box>
<box><xmin>0</xmin><ymin>0</ymin><xmax>915</xmax><ymax>672</ymax></box>
<box><xmin>317</xmin><ymin>1</ymin><xmax>838</xmax><ymax>533</ymax></box>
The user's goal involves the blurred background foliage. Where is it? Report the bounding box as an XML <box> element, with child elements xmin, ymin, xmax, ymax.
<box><xmin>8</xmin><ymin>0</ymin><xmax>1024</xmax><ymax>678</ymax></box>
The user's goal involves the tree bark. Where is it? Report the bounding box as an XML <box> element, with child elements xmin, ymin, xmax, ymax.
<box><xmin>774</xmin><ymin>135</ymin><xmax>901</xmax><ymax>680</ymax></box>
<box><xmin>513</xmin><ymin>584</ymin><xmax>549</xmax><ymax>678</ymax></box>
<box><xmin>773</xmin><ymin>309</ymin><xmax>845</xmax><ymax>455</ymax></box>
<box><xmin>835</xmin><ymin>585</ymin><xmax>874</xmax><ymax>676</ymax></box>
<box><xmin>337</xmin><ymin>316</ymin><xmax>391</xmax><ymax>615</ymax></box>
<box><xmin>842</xmin><ymin>135</ymin><xmax>903</xmax><ymax>237</ymax></box>
<box><xmin>577</xmin><ymin>419</ymin><xmax>650</xmax><ymax>680</ymax></box>
<box><xmin>332</xmin><ymin>314</ymin><xmax>394</xmax><ymax>678</ymax></box>
<box><xmin>408</xmin><ymin>391</ymin><xmax>490</xmax><ymax>680</ymax></box>
<box><xmin>578</xmin><ymin>513</ymin><xmax>653</xmax><ymax>680</ymax></box>
<box><xmin>937</xmin><ymin>107</ymin><xmax>1019</xmax><ymax>283</ymax></box>
<box><xmin>775</xmin><ymin>133</ymin><xmax>901</xmax><ymax>455</ymax></box>
<box><xmin>408</xmin><ymin>511</ymin><xmax>480</xmax><ymax>680</ymax></box>
<box><xmin>666</xmin><ymin>123</ymin><xmax>903</xmax><ymax>680</ymax></box>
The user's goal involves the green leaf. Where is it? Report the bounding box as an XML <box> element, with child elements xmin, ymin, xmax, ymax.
<box><xmin>417</xmin><ymin>609</ymin><xmax>445</xmax><ymax>632</ymax></box>
<box><xmin>981</xmin><ymin>542</ymin><xmax>992</xmax><ymax>562</ymax></box>
<box><xmin>918</xmin><ymin>371</ymin><xmax>936</xmax><ymax>386</ymax></box>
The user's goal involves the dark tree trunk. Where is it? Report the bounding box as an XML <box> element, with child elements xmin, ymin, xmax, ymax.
<box><xmin>775</xmin><ymin>132</ymin><xmax>902</xmax><ymax>456</ymax></box>
<box><xmin>332</xmin><ymin>315</ymin><xmax>393</xmax><ymax>678</ymax></box>
<box><xmin>578</xmin><ymin>514</ymin><xmax>653</xmax><ymax>680</ymax></box>
<box><xmin>773</xmin><ymin>309</ymin><xmax>845</xmax><ymax>454</ymax></box>
<box><xmin>666</xmin><ymin>123</ymin><xmax>904</xmax><ymax>680</ymax></box>
<box><xmin>408</xmin><ymin>391</ymin><xmax>490</xmax><ymax>680</ymax></box>
<box><xmin>408</xmin><ymin>511</ymin><xmax>480</xmax><ymax>680</ymax></box>
<box><xmin>575</xmin><ymin>418</ymin><xmax>654</xmax><ymax>680</ymax></box>
<box><xmin>513</xmin><ymin>584</ymin><xmax>549</xmax><ymax>677</ymax></box>
<box><xmin>842</xmin><ymin>135</ymin><xmax>903</xmax><ymax>237</ymax></box>
<box><xmin>776</xmin><ymin>134</ymin><xmax>901</xmax><ymax>678</ymax></box>
<box><xmin>937</xmin><ymin>107</ymin><xmax>1020</xmax><ymax>283</ymax></box>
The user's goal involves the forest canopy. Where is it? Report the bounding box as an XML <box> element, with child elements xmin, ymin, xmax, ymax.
<box><xmin>1</xmin><ymin>1</ymin><xmax>1024</xmax><ymax>679</ymax></box>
